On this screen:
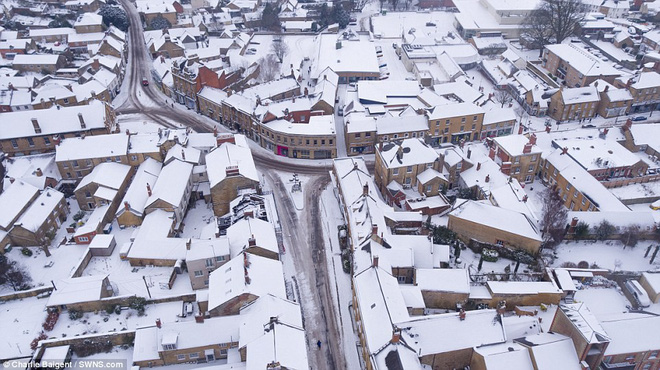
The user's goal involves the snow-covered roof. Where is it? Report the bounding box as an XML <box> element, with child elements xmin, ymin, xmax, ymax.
<box><xmin>483</xmin><ymin>107</ymin><xmax>517</xmax><ymax>125</ymax></box>
<box><xmin>146</xmin><ymin>159</ymin><xmax>193</xmax><ymax>208</ymax></box>
<box><xmin>75</xmin><ymin>162</ymin><xmax>131</xmax><ymax>192</ymax></box>
<box><xmin>450</xmin><ymin>200</ymin><xmax>542</xmax><ymax>242</ymax></box>
<box><xmin>74</xmin><ymin>204</ymin><xmax>111</xmax><ymax>237</ymax></box>
<box><xmin>12</xmin><ymin>54</ymin><xmax>62</xmax><ymax>65</ymax></box>
<box><xmin>375</xmin><ymin>115</ymin><xmax>428</xmax><ymax>136</ymax></box>
<box><xmin>206</xmin><ymin>135</ymin><xmax>258</xmax><ymax>188</ymax></box>
<box><xmin>185</xmin><ymin>238</ymin><xmax>230</xmax><ymax>262</ymax></box>
<box><xmin>545</xmin><ymin>44</ymin><xmax>621</xmax><ymax>77</ymax></box>
<box><xmin>428</xmin><ymin>102</ymin><xmax>484</xmax><ymax>120</ymax></box>
<box><xmin>568</xmin><ymin>210</ymin><xmax>655</xmax><ymax>229</ymax></box>
<box><xmin>378</xmin><ymin>138</ymin><xmax>438</xmax><ymax>169</ymax></box>
<box><xmin>486</xmin><ymin>281</ymin><xmax>561</xmax><ymax>295</ymax></box>
<box><xmin>56</xmin><ymin>134</ymin><xmax>129</xmax><ymax>162</ymax></box>
<box><xmin>14</xmin><ymin>188</ymin><xmax>64</xmax><ymax>232</ymax></box>
<box><xmin>313</xmin><ymin>34</ymin><xmax>379</xmax><ymax>78</ymax></box>
<box><xmin>516</xmin><ymin>332</ymin><xmax>582</xmax><ymax>370</ymax></box>
<box><xmin>415</xmin><ymin>268</ymin><xmax>469</xmax><ymax>293</ymax></box>
<box><xmin>208</xmin><ymin>252</ymin><xmax>286</xmax><ymax>312</ymax></box>
<box><xmin>628</xmin><ymin>123</ymin><xmax>660</xmax><ymax>152</ymax></box>
<box><xmin>28</xmin><ymin>27</ymin><xmax>75</xmax><ymax>37</ymax></box>
<box><xmin>47</xmin><ymin>274</ymin><xmax>108</xmax><ymax>307</ymax></box>
<box><xmin>601</xmin><ymin>315</ymin><xmax>660</xmax><ymax>355</ymax></box>
<box><xmin>557</xmin><ymin>137</ymin><xmax>641</xmax><ymax>171</ymax></box>
<box><xmin>358</xmin><ymin>80</ymin><xmax>421</xmax><ymax>104</ymax></box>
<box><xmin>405</xmin><ymin>309</ymin><xmax>506</xmax><ymax>356</ymax></box>
<box><xmin>165</xmin><ymin>143</ymin><xmax>201</xmax><ymax>165</ymax></box>
<box><xmin>474</xmin><ymin>342</ymin><xmax>534</xmax><ymax>370</ymax></box>
<box><xmin>0</xmin><ymin>100</ymin><xmax>109</xmax><ymax>140</ymax></box>
<box><xmin>2</xmin><ymin>153</ymin><xmax>61</xmax><ymax>190</ymax></box>
<box><xmin>242</xmin><ymin>77</ymin><xmax>299</xmax><ymax>101</ymax></box>
<box><xmin>263</xmin><ymin>115</ymin><xmax>336</xmax><ymax>136</ymax></box>
<box><xmin>116</xmin><ymin>158</ymin><xmax>162</xmax><ymax>218</ymax></box>
<box><xmin>642</xmin><ymin>272</ymin><xmax>660</xmax><ymax>293</ymax></box>
<box><xmin>417</xmin><ymin>168</ymin><xmax>446</xmax><ymax>184</ymax></box>
<box><xmin>494</xmin><ymin>134</ymin><xmax>541</xmax><ymax>157</ymax></box>
<box><xmin>227</xmin><ymin>218</ymin><xmax>278</xmax><ymax>258</ymax></box>
<box><xmin>197</xmin><ymin>86</ymin><xmax>228</xmax><ymax>102</ymax></box>
<box><xmin>560</xmin><ymin>86</ymin><xmax>600</xmax><ymax>104</ymax></box>
<box><xmin>0</xmin><ymin>180</ymin><xmax>39</xmax><ymax>230</ymax></box>
<box><xmin>557</xmin><ymin>303</ymin><xmax>610</xmax><ymax>344</ymax></box>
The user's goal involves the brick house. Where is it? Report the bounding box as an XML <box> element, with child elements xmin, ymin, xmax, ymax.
<box><xmin>9</xmin><ymin>188</ymin><xmax>69</xmax><ymax>247</ymax></box>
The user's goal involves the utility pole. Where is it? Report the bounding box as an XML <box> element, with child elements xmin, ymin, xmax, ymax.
<box><xmin>142</xmin><ymin>275</ymin><xmax>152</xmax><ymax>298</ymax></box>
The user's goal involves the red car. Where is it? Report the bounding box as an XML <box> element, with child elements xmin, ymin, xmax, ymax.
<box><xmin>141</xmin><ymin>78</ymin><xmax>149</xmax><ymax>86</ymax></box>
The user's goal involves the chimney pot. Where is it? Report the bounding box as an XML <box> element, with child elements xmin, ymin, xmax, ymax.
<box><xmin>35</xmin><ymin>168</ymin><xmax>43</xmax><ymax>177</ymax></box>
<box><xmin>248</xmin><ymin>234</ymin><xmax>256</xmax><ymax>247</ymax></box>
<box><xmin>78</xmin><ymin>113</ymin><xmax>86</xmax><ymax>128</ymax></box>
<box><xmin>485</xmin><ymin>174</ymin><xmax>490</xmax><ymax>183</ymax></box>
<box><xmin>124</xmin><ymin>201</ymin><xmax>130</xmax><ymax>210</ymax></box>
<box><xmin>156</xmin><ymin>318</ymin><xmax>161</xmax><ymax>328</ymax></box>
<box><xmin>372</xmin><ymin>255</ymin><xmax>379</xmax><ymax>268</ymax></box>
<box><xmin>146</xmin><ymin>183</ymin><xmax>152</xmax><ymax>197</ymax></box>
<box><xmin>476</xmin><ymin>162</ymin><xmax>481</xmax><ymax>171</ymax></box>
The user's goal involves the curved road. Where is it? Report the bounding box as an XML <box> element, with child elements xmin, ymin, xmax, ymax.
<box><xmin>114</xmin><ymin>1</ymin><xmax>348</xmax><ymax>368</ymax></box>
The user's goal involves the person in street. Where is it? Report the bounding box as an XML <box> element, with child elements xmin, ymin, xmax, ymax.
<box><xmin>317</xmin><ymin>340</ymin><xmax>322</xmax><ymax>349</ymax></box>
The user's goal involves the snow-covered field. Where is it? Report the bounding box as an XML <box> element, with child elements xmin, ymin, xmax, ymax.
<box><xmin>551</xmin><ymin>240</ymin><xmax>660</xmax><ymax>272</ymax></box>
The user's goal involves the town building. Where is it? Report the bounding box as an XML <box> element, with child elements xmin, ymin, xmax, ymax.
<box><xmin>492</xmin><ymin>134</ymin><xmax>542</xmax><ymax>184</ymax></box>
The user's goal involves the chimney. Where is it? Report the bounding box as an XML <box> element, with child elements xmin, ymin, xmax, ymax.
<box><xmin>391</xmin><ymin>330</ymin><xmax>400</xmax><ymax>344</ymax></box>
<box><xmin>561</xmin><ymin>147</ymin><xmax>569</xmax><ymax>155</ymax></box>
<box><xmin>292</xmin><ymin>96</ymin><xmax>295</xmax><ymax>103</ymax></box>
<box><xmin>216</xmin><ymin>133</ymin><xmax>235</xmax><ymax>146</ymax></box>
<box><xmin>78</xmin><ymin>113</ymin><xmax>86</xmax><ymax>129</ymax></box>
<box><xmin>146</xmin><ymin>183</ymin><xmax>152</xmax><ymax>197</ymax></box>
<box><xmin>529</xmin><ymin>133</ymin><xmax>537</xmax><ymax>145</ymax></box>
<box><xmin>304</xmin><ymin>87</ymin><xmax>308</xmax><ymax>96</ymax></box>
<box><xmin>31</xmin><ymin>118</ymin><xmax>41</xmax><ymax>133</ymax></box>
<box><xmin>489</xmin><ymin>146</ymin><xmax>496</xmax><ymax>160</ymax></box>
<box><xmin>160</xmin><ymin>55</ymin><xmax>165</xmax><ymax>63</ymax></box>
<box><xmin>126</xmin><ymin>128</ymin><xmax>130</xmax><ymax>135</ymax></box>
<box><xmin>545</xmin><ymin>125</ymin><xmax>551</xmax><ymax>133</ymax></box>
<box><xmin>396</xmin><ymin>146</ymin><xmax>403</xmax><ymax>160</ymax></box>
<box><xmin>626</xmin><ymin>78</ymin><xmax>633</xmax><ymax>88</ymax></box>
<box><xmin>124</xmin><ymin>201</ymin><xmax>130</xmax><ymax>210</ymax></box>
<box><xmin>522</xmin><ymin>195</ymin><xmax>528</xmax><ymax>202</ymax></box>
<box><xmin>248</xmin><ymin>234</ymin><xmax>256</xmax><ymax>247</ymax></box>
<box><xmin>156</xmin><ymin>318</ymin><xmax>162</xmax><ymax>328</ymax></box>
<box><xmin>372</xmin><ymin>255</ymin><xmax>379</xmax><ymax>268</ymax></box>
<box><xmin>363</xmin><ymin>183</ymin><xmax>369</xmax><ymax>196</ymax></box>
<box><xmin>186</xmin><ymin>238</ymin><xmax>191</xmax><ymax>250</ymax></box>
<box><xmin>523</xmin><ymin>143</ymin><xmax>533</xmax><ymax>154</ymax></box>
<box><xmin>92</xmin><ymin>57</ymin><xmax>100</xmax><ymax>70</ymax></box>
<box><xmin>181</xmin><ymin>149</ymin><xmax>186</xmax><ymax>161</ymax></box>
<box><xmin>568</xmin><ymin>217</ymin><xmax>579</xmax><ymax>234</ymax></box>
<box><xmin>604</xmin><ymin>85</ymin><xmax>609</xmax><ymax>93</ymax></box>
<box><xmin>623</xmin><ymin>118</ymin><xmax>633</xmax><ymax>132</ymax></box>
<box><xmin>213</xmin><ymin>126</ymin><xmax>218</xmax><ymax>137</ymax></box>
<box><xmin>518</xmin><ymin>125</ymin><xmax>523</xmax><ymax>134</ymax></box>
<box><xmin>603</xmin><ymin>127</ymin><xmax>609</xmax><ymax>135</ymax></box>
<box><xmin>467</xmin><ymin>148</ymin><xmax>472</xmax><ymax>159</ymax></box>
<box><xmin>9</xmin><ymin>177</ymin><xmax>15</xmax><ymax>184</ymax></box>
<box><xmin>476</xmin><ymin>162</ymin><xmax>481</xmax><ymax>171</ymax></box>
<box><xmin>35</xmin><ymin>168</ymin><xmax>43</xmax><ymax>177</ymax></box>
<box><xmin>244</xmin><ymin>252</ymin><xmax>249</xmax><ymax>267</ymax></box>
<box><xmin>244</xmin><ymin>267</ymin><xmax>251</xmax><ymax>285</ymax></box>
<box><xmin>244</xmin><ymin>210</ymin><xmax>254</xmax><ymax>218</ymax></box>
<box><xmin>226</xmin><ymin>165</ymin><xmax>240</xmax><ymax>177</ymax></box>
<box><xmin>372</xmin><ymin>224</ymin><xmax>378</xmax><ymax>235</ymax></box>
<box><xmin>580</xmin><ymin>361</ymin><xmax>591</xmax><ymax>370</ymax></box>
<box><xmin>485</xmin><ymin>174</ymin><xmax>490</xmax><ymax>183</ymax></box>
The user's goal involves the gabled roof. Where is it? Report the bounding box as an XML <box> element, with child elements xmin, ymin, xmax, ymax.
<box><xmin>146</xmin><ymin>159</ymin><xmax>193</xmax><ymax>208</ymax></box>
<box><xmin>206</xmin><ymin>135</ymin><xmax>258</xmax><ymax>188</ymax></box>
<box><xmin>0</xmin><ymin>181</ymin><xmax>40</xmax><ymax>230</ymax></box>
<box><xmin>74</xmin><ymin>162</ymin><xmax>131</xmax><ymax>192</ymax></box>
<box><xmin>116</xmin><ymin>158</ymin><xmax>163</xmax><ymax>217</ymax></box>
<box><xmin>14</xmin><ymin>189</ymin><xmax>64</xmax><ymax>232</ymax></box>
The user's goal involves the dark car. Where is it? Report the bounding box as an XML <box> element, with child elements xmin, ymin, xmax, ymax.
<box><xmin>141</xmin><ymin>78</ymin><xmax>149</xmax><ymax>86</ymax></box>
<box><xmin>632</xmin><ymin>115</ymin><xmax>647</xmax><ymax>121</ymax></box>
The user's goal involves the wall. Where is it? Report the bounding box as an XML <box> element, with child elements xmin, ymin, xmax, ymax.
<box><xmin>420</xmin><ymin>348</ymin><xmax>474</xmax><ymax>370</ymax></box>
<box><xmin>448</xmin><ymin>215</ymin><xmax>542</xmax><ymax>255</ymax></box>
<box><xmin>0</xmin><ymin>286</ymin><xmax>53</xmax><ymax>302</ymax></box>
<box><xmin>210</xmin><ymin>175</ymin><xmax>259</xmax><ymax>216</ymax></box>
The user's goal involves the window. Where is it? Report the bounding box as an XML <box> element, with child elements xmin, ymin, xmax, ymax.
<box><xmin>329</xmin><ymin>139</ymin><xmax>333</xmax><ymax>145</ymax></box>
<box><xmin>445</xmin><ymin>119</ymin><xmax>450</xmax><ymax>126</ymax></box>
<box><xmin>131</xmin><ymin>155</ymin><xmax>138</xmax><ymax>161</ymax></box>
<box><xmin>412</xmin><ymin>132</ymin><xmax>417</xmax><ymax>137</ymax></box>
<box><xmin>397</xmin><ymin>275</ymin><xmax>406</xmax><ymax>283</ymax></box>
<box><xmin>404</xmin><ymin>133</ymin><xmax>409</xmax><ymax>138</ymax></box>
<box><xmin>194</xmin><ymin>270</ymin><xmax>204</xmax><ymax>277</ymax></box>
<box><xmin>393</xmin><ymin>168</ymin><xmax>399</xmax><ymax>175</ymax></box>
<box><xmin>460</xmin><ymin>125</ymin><xmax>465</xmax><ymax>131</ymax></box>
<box><xmin>73</xmin><ymin>160</ymin><xmax>79</xmax><ymax>168</ymax></box>
<box><xmin>528</xmin><ymin>166</ymin><xmax>534</xmax><ymax>172</ymax></box>
<box><xmin>44</xmin><ymin>137</ymin><xmax>51</xmax><ymax>146</ymax></box>
<box><xmin>461</xmin><ymin>117</ymin><xmax>466</xmax><ymax>123</ymax></box>
<box><xmin>405</xmin><ymin>177</ymin><xmax>411</xmax><ymax>185</ymax></box>
<box><xmin>163</xmin><ymin>344</ymin><xmax>176</xmax><ymax>351</ymax></box>
<box><xmin>355</xmin><ymin>133</ymin><xmax>361</xmax><ymax>138</ymax></box>
<box><xmin>78</xmin><ymin>236</ymin><xmax>89</xmax><ymax>242</ymax></box>
<box><xmin>321</xmin><ymin>139</ymin><xmax>326</xmax><ymax>145</ymax></box>
<box><xmin>177</xmin><ymin>354</ymin><xmax>186</xmax><ymax>361</ymax></box>
<box><xmin>301</xmin><ymin>115</ymin><xmax>305</xmax><ymax>121</ymax></box>
<box><xmin>189</xmin><ymin>353</ymin><xmax>199</xmax><ymax>359</ymax></box>
<box><xmin>314</xmin><ymin>140</ymin><xmax>318</xmax><ymax>145</ymax></box>
<box><xmin>10</xmin><ymin>139</ymin><xmax>18</xmax><ymax>149</ymax></box>
<box><xmin>426</xmin><ymin>185</ymin><xmax>432</xmax><ymax>192</ymax></box>
<box><xmin>573</xmin><ymin>190</ymin><xmax>578</xmax><ymax>198</ymax></box>
<box><xmin>382</xmin><ymin>135</ymin><xmax>388</xmax><ymax>141</ymax></box>
<box><xmin>85</xmin><ymin>191</ymin><xmax>92</xmax><ymax>198</ymax></box>
<box><xmin>471</xmin><ymin>123</ymin><xmax>476</xmax><ymax>130</ymax></box>
<box><xmin>473</xmin><ymin>115</ymin><xmax>478</xmax><ymax>121</ymax></box>
<box><xmin>406</xmin><ymin>166</ymin><xmax>413</xmax><ymax>173</ymax></box>
<box><xmin>444</xmin><ymin>127</ymin><xmax>449</xmax><ymax>133</ymax></box>
<box><xmin>215</xmin><ymin>255</ymin><xmax>225</xmax><ymax>262</ymax></box>
<box><xmin>456</xmin><ymin>163</ymin><xmax>462</xmax><ymax>169</ymax></box>
<box><xmin>496</xmin><ymin>240</ymin><xmax>504</xmax><ymax>246</ymax></box>
<box><xmin>365</xmin><ymin>132</ymin><xmax>371</xmax><ymax>137</ymax></box>
<box><xmin>63</xmin><ymin>98</ymin><xmax>69</xmax><ymax>104</ymax></box>
<box><xmin>115</xmin><ymin>156</ymin><xmax>121</xmax><ymax>162</ymax></box>
<box><xmin>514</xmin><ymin>157</ymin><xmax>520</xmax><ymax>164</ymax></box>
<box><xmin>649</xmin><ymin>351</ymin><xmax>658</xmax><ymax>359</ymax></box>
<box><xmin>205</xmin><ymin>258</ymin><xmax>214</xmax><ymax>267</ymax></box>
<box><xmin>566</xmin><ymin>183</ymin><xmax>571</xmax><ymax>191</ymax></box>
<box><xmin>581</xmin><ymin>198</ymin><xmax>586</xmax><ymax>206</ymax></box>
<box><xmin>531</xmin><ymin>155</ymin><xmax>537</xmax><ymax>162</ymax></box>
<box><xmin>27</xmin><ymin>138</ymin><xmax>34</xmax><ymax>147</ymax></box>
<box><xmin>393</xmin><ymin>134</ymin><xmax>398</xmax><ymax>139</ymax></box>
<box><xmin>76</xmin><ymin>171</ymin><xmax>83</xmax><ymax>177</ymax></box>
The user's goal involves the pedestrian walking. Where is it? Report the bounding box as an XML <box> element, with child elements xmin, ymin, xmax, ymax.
<box><xmin>317</xmin><ymin>340</ymin><xmax>322</xmax><ymax>350</ymax></box>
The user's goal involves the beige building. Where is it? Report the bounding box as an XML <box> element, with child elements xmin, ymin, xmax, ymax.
<box><xmin>492</xmin><ymin>133</ymin><xmax>542</xmax><ymax>183</ymax></box>
<box><xmin>258</xmin><ymin>115</ymin><xmax>337</xmax><ymax>159</ymax></box>
<box><xmin>543</xmin><ymin>44</ymin><xmax>621</xmax><ymax>87</ymax></box>
<box><xmin>448</xmin><ymin>200</ymin><xmax>542</xmax><ymax>255</ymax></box>
<box><xmin>549</xmin><ymin>86</ymin><xmax>600</xmax><ymax>121</ymax></box>
<box><xmin>427</xmin><ymin>102</ymin><xmax>485</xmax><ymax>146</ymax></box>
<box><xmin>144</xmin><ymin>159</ymin><xmax>193</xmax><ymax>224</ymax></box>
<box><xmin>206</xmin><ymin>135</ymin><xmax>259</xmax><ymax>216</ymax></box>
<box><xmin>73</xmin><ymin>162</ymin><xmax>132</xmax><ymax>211</ymax></box>
<box><xmin>9</xmin><ymin>189</ymin><xmax>69</xmax><ymax>247</ymax></box>
<box><xmin>592</xmin><ymin>80</ymin><xmax>633</xmax><ymax>118</ymax></box>
<box><xmin>116</xmin><ymin>158</ymin><xmax>163</xmax><ymax>227</ymax></box>
<box><xmin>614</xmin><ymin>71</ymin><xmax>660</xmax><ymax>113</ymax></box>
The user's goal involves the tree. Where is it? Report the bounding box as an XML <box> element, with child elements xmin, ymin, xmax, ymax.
<box><xmin>48</xmin><ymin>17</ymin><xmax>72</xmax><ymax>28</ymax></box>
<box><xmin>0</xmin><ymin>255</ymin><xmax>32</xmax><ymax>292</ymax></box>
<box><xmin>523</xmin><ymin>0</ymin><xmax>586</xmax><ymax>50</ymax></box>
<box><xmin>540</xmin><ymin>185</ymin><xmax>568</xmax><ymax>246</ymax></box>
<box><xmin>521</xmin><ymin>8</ymin><xmax>553</xmax><ymax>57</ymax></box>
<box><xmin>574</xmin><ymin>221</ymin><xmax>590</xmax><ymax>239</ymax></box>
<box><xmin>494</xmin><ymin>90</ymin><xmax>513</xmax><ymax>108</ymax></box>
<box><xmin>261</xmin><ymin>3</ymin><xmax>281</xmax><ymax>31</ymax></box>
<box><xmin>594</xmin><ymin>220</ymin><xmax>615</xmax><ymax>240</ymax></box>
<box><xmin>258</xmin><ymin>54</ymin><xmax>280</xmax><ymax>82</ymax></box>
<box><xmin>332</xmin><ymin>3</ymin><xmax>350</xmax><ymax>29</ymax></box>
<box><xmin>621</xmin><ymin>224</ymin><xmax>640</xmax><ymax>248</ymax></box>
<box><xmin>429</xmin><ymin>225</ymin><xmax>457</xmax><ymax>245</ymax></box>
<box><xmin>271</xmin><ymin>41</ymin><xmax>289</xmax><ymax>63</ymax></box>
<box><xmin>150</xmin><ymin>15</ymin><xmax>172</xmax><ymax>30</ymax></box>
<box><xmin>351</xmin><ymin>0</ymin><xmax>371</xmax><ymax>11</ymax></box>
<box><xmin>99</xmin><ymin>5</ymin><xmax>129</xmax><ymax>31</ymax></box>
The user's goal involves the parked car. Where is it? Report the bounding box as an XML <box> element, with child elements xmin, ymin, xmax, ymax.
<box><xmin>141</xmin><ymin>78</ymin><xmax>149</xmax><ymax>86</ymax></box>
<box><xmin>633</xmin><ymin>115</ymin><xmax>648</xmax><ymax>121</ymax></box>
<box><xmin>581</xmin><ymin>124</ymin><xmax>596</xmax><ymax>128</ymax></box>
<box><xmin>625</xmin><ymin>280</ymin><xmax>651</xmax><ymax>308</ymax></box>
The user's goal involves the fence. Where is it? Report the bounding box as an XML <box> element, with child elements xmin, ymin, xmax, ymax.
<box><xmin>0</xmin><ymin>286</ymin><xmax>53</xmax><ymax>302</ymax></box>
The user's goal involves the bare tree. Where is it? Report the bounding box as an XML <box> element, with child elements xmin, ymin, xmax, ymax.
<box><xmin>352</xmin><ymin>0</ymin><xmax>371</xmax><ymax>11</ymax></box>
<box><xmin>389</xmin><ymin>0</ymin><xmax>400</xmax><ymax>11</ymax></box>
<box><xmin>621</xmin><ymin>224</ymin><xmax>640</xmax><ymax>248</ymax></box>
<box><xmin>258</xmin><ymin>54</ymin><xmax>280</xmax><ymax>82</ymax></box>
<box><xmin>525</xmin><ymin>0</ymin><xmax>586</xmax><ymax>49</ymax></box>
<box><xmin>494</xmin><ymin>90</ymin><xmax>513</xmax><ymax>108</ymax></box>
<box><xmin>0</xmin><ymin>256</ymin><xmax>32</xmax><ymax>291</ymax></box>
<box><xmin>271</xmin><ymin>41</ymin><xmax>289</xmax><ymax>64</ymax></box>
<box><xmin>540</xmin><ymin>185</ymin><xmax>568</xmax><ymax>247</ymax></box>
<box><xmin>521</xmin><ymin>8</ymin><xmax>554</xmax><ymax>57</ymax></box>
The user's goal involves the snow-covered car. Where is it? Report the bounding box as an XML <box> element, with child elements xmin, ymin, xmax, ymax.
<box><xmin>625</xmin><ymin>280</ymin><xmax>651</xmax><ymax>308</ymax></box>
